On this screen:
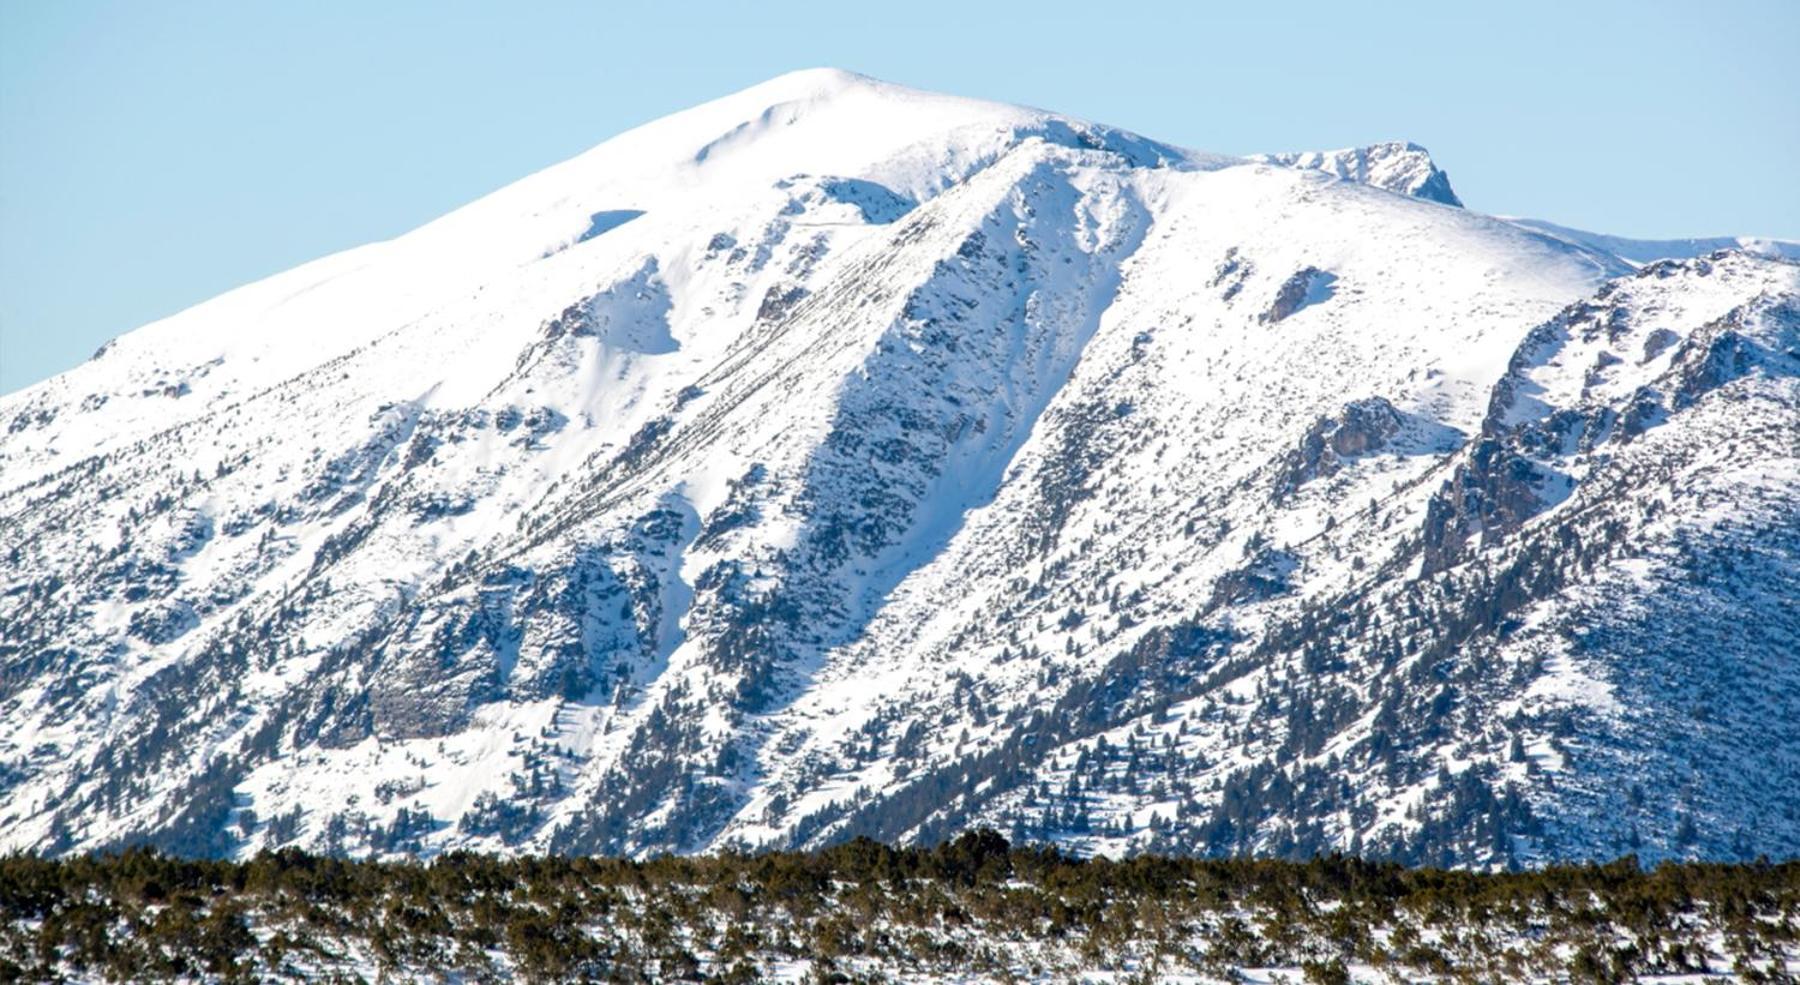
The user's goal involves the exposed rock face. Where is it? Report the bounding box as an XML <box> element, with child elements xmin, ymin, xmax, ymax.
<box><xmin>1421</xmin><ymin>437</ymin><xmax>1551</xmax><ymax>574</ymax></box>
<box><xmin>1277</xmin><ymin>396</ymin><xmax>1405</xmax><ymax>496</ymax></box>
<box><xmin>1260</xmin><ymin>267</ymin><xmax>1335</xmax><ymax>324</ymax></box>
<box><xmin>1672</xmin><ymin>316</ymin><xmax>1755</xmax><ymax>408</ymax></box>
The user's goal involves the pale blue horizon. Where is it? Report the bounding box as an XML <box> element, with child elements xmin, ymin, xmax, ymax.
<box><xmin>2</xmin><ymin>0</ymin><xmax>1797</xmax><ymax>393</ymax></box>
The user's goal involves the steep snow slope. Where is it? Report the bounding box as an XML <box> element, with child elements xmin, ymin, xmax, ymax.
<box><xmin>1</xmin><ymin>70</ymin><xmax>1794</xmax><ymax>866</ymax></box>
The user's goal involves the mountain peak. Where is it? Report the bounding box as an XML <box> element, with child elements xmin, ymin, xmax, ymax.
<box><xmin>1256</xmin><ymin>141</ymin><xmax>1462</xmax><ymax>207</ymax></box>
<box><xmin>736</xmin><ymin>66</ymin><xmax>880</xmax><ymax>101</ymax></box>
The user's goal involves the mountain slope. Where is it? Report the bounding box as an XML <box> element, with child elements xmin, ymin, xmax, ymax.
<box><xmin>2</xmin><ymin>69</ymin><xmax>1794</xmax><ymax>866</ymax></box>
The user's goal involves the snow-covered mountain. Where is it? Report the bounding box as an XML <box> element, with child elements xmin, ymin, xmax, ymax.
<box><xmin>3</xmin><ymin>68</ymin><xmax>1795</xmax><ymax>866</ymax></box>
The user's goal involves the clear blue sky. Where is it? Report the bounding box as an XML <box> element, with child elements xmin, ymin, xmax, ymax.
<box><xmin>3</xmin><ymin>0</ymin><xmax>1796</xmax><ymax>393</ymax></box>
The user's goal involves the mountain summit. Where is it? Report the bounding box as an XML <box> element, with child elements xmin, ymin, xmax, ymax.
<box><xmin>1255</xmin><ymin>141</ymin><xmax>1463</xmax><ymax>206</ymax></box>
<box><xmin>2</xmin><ymin>71</ymin><xmax>1796</xmax><ymax>866</ymax></box>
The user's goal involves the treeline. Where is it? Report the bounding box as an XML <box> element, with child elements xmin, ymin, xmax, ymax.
<box><xmin>2</xmin><ymin>831</ymin><xmax>1797</xmax><ymax>983</ymax></box>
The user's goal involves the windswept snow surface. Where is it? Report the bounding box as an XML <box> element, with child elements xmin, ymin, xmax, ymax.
<box><xmin>2</xmin><ymin>69</ymin><xmax>1796</xmax><ymax>866</ymax></box>
<box><xmin>1501</xmin><ymin>216</ymin><xmax>1800</xmax><ymax>266</ymax></box>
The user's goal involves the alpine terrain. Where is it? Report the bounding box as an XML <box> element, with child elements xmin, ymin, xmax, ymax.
<box><xmin>2</xmin><ymin>69</ymin><xmax>1796</xmax><ymax>869</ymax></box>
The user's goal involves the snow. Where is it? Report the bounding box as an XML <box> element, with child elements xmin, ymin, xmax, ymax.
<box><xmin>1502</xmin><ymin>216</ymin><xmax>1800</xmax><ymax>266</ymax></box>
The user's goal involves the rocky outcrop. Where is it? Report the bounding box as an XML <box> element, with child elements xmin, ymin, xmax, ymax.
<box><xmin>1260</xmin><ymin>267</ymin><xmax>1335</xmax><ymax>324</ymax></box>
<box><xmin>1276</xmin><ymin>396</ymin><xmax>1404</xmax><ymax>497</ymax></box>
<box><xmin>1208</xmin><ymin>545</ymin><xmax>1299</xmax><ymax>608</ymax></box>
<box><xmin>1420</xmin><ymin>437</ymin><xmax>1550</xmax><ymax>574</ymax></box>
<box><xmin>1258</xmin><ymin>141</ymin><xmax>1462</xmax><ymax>207</ymax></box>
